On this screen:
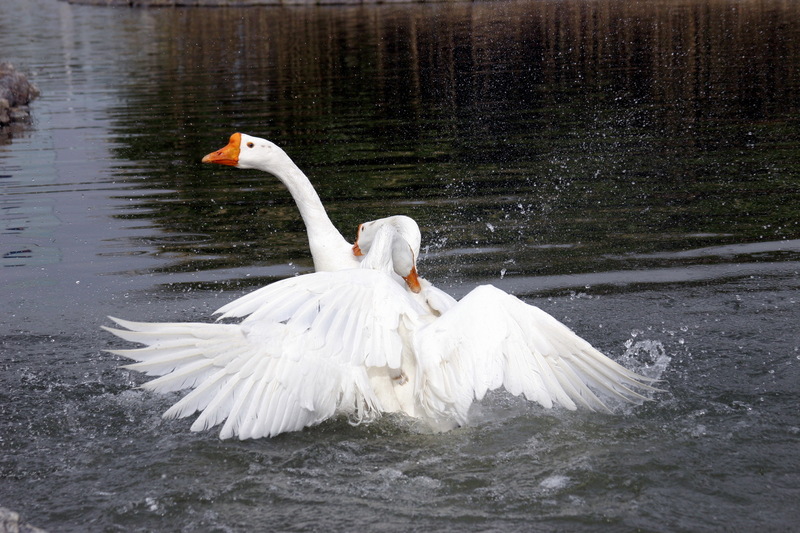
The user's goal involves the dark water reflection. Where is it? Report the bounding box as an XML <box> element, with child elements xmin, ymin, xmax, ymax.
<box><xmin>2</xmin><ymin>1</ymin><xmax>800</xmax><ymax>531</ymax></box>
<box><xmin>106</xmin><ymin>0</ymin><xmax>800</xmax><ymax>288</ymax></box>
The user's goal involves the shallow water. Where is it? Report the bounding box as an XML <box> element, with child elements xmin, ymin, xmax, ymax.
<box><xmin>1</xmin><ymin>0</ymin><xmax>799</xmax><ymax>531</ymax></box>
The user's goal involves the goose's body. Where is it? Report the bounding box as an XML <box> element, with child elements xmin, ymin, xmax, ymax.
<box><xmin>105</xmin><ymin>216</ymin><xmax>658</xmax><ymax>439</ymax></box>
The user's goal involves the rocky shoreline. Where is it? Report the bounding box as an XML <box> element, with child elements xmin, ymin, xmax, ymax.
<box><xmin>0</xmin><ymin>63</ymin><xmax>39</xmax><ymax>130</ymax></box>
<box><xmin>65</xmin><ymin>0</ymin><xmax>454</xmax><ymax>5</ymax></box>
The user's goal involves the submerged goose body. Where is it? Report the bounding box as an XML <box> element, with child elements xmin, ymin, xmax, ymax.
<box><xmin>105</xmin><ymin>216</ymin><xmax>658</xmax><ymax>439</ymax></box>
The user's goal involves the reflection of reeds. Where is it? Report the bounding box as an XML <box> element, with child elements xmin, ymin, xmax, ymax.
<box><xmin>140</xmin><ymin>0</ymin><xmax>799</xmax><ymax>131</ymax></box>
<box><xmin>106</xmin><ymin>0</ymin><xmax>800</xmax><ymax>277</ymax></box>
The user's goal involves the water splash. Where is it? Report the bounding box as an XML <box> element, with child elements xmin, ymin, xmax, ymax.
<box><xmin>620</xmin><ymin>337</ymin><xmax>671</xmax><ymax>382</ymax></box>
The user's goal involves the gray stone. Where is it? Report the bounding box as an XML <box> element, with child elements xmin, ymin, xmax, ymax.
<box><xmin>0</xmin><ymin>507</ymin><xmax>48</xmax><ymax>533</ymax></box>
<box><xmin>0</xmin><ymin>63</ymin><xmax>39</xmax><ymax>127</ymax></box>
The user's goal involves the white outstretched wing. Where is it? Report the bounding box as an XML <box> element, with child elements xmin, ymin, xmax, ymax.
<box><xmin>217</xmin><ymin>270</ymin><xmax>422</xmax><ymax>369</ymax></box>
<box><xmin>104</xmin><ymin>269</ymin><xmax>421</xmax><ymax>440</ymax></box>
<box><xmin>414</xmin><ymin>285</ymin><xmax>658</xmax><ymax>424</ymax></box>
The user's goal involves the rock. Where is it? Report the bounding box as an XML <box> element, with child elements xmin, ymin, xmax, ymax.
<box><xmin>0</xmin><ymin>507</ymin><xmax>48</xmax><ymax>533</ymax></box>
<box><xmin>0</xmin><ymin>98</ymin><xmax>9</xmax><ymax>125</ymax></box>
<box><xmin>0</xmin><ymin>63</ymin><xmax>39</xmax><ymax>127</ymax></box>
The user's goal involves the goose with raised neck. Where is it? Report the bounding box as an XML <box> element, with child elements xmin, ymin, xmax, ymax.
<box><xmin>202</xmin><ymin>132</ymin><xmax>358</xmax><ymax>272</ymax></box>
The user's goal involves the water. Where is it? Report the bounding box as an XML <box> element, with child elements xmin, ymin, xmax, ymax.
<box><xmin>1</xmin><ymin>0</ymin><xmax>799</xmax><ymax>530</ymax></box>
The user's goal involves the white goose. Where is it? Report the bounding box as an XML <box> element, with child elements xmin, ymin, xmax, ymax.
<box><xmin>202</xmin><ymin>132</ymin><xmax>358</xmax><ymax>272</ymax></box>
<box><xmin>105</xmin><ymin>215</ymin><xmax>657</xmax><ymax>439</ymax></box>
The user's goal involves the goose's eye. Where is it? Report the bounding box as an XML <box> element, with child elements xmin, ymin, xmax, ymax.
<box><xmin>247</xmin><ymin>142</ymin><xmax>254</xmax><ymax>148</ymax></box>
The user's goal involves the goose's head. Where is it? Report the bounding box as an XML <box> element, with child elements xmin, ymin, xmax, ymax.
<box><xmin>202</xmin><ymin>133</ymin><xmax>291</xmax><ymax>173</ymax></box>
<box><xmin>354</xmin><ymin>215</ymin><xmax>423</xmax><ymax>293</ymax></box>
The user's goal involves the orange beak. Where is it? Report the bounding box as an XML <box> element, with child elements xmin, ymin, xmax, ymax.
<box><xmin>403</xmin><ymin>265</ymin><xmax>422</xmax><ymax>293</ymax></box>
<box><xmin>202</xmin><ymin>133</ymin><xmax>241</xmax><ymax>166</ymax></box>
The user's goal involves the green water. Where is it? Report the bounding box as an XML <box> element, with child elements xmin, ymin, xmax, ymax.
<box><xmin>101</xmin><ymin>0</ymin><xmax>800</xmax><ymax>285</ymax></box>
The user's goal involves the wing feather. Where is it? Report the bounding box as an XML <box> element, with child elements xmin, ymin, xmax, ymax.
<box><xmin>414</xmin><ymin>284</ymin><xmax>657</xmax><ymax>421</ymax></box>
<box><xmin>104</xmin><ymin>269</ymin><xmax>420</xmax><ymax>439</ymax></box>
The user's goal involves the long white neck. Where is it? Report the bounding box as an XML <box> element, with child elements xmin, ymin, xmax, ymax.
<box><xmin>268</xmin><ymin>160</ymin><xmax>358</xmax><ymax>272</ymax></box>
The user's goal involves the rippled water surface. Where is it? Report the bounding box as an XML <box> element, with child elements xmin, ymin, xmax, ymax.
<box><xmin>1</xmin><ymin>0</ymin><xmax>799</xmax><ymax>531</ymax></box>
